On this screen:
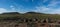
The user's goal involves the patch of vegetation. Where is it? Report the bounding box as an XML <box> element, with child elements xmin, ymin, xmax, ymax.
<box><xmin>0</xmin><ymin>12</ymin><xmax>60</xmax><ymax>21</ymax></box>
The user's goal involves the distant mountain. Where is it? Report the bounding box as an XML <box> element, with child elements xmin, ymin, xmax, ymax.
<box><xmin>2</xmin><ymin>12</ymin><xmax>20</xmax><ymax>15</ymax></box>
<box><xmin>25</xmin><ymin>12</ymin><xmax>44</xmax><ymax>14</ymax></box>
<box><xmin>1</xmin><ymin>12</ymin><xmax>45</xmax><ymax>15</ymax></box>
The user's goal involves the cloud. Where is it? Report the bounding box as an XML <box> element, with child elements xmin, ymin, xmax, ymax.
<box><xmin>10</xmin><ymin>4</ymin><xmax>26</xmax><ymax>13</ymax></box>
<box><xmin>34</xmin><ymin>6</ymin><xmax>60</xmax><ymax>14</ymax></box>
<box><xmin>0</xmin><ymin>8</ymin><xmax>18</xmax><ymax>14</ymax></box>
<box><xmin>43</xmin><ymin>0</ymin><xmax>48</xmax><ymax>3</ymax></box>
<box><xmin>0</xmin><ymin>8</ymin><xmax>9</xmax><ymax>13</ymax></box>
<box><xmin>33</xmin><ymin>6</ymin><xmax>53</xmax><ymax>13</ymax></box>
<box><xmin>32</xmin><ymin>0</ymin><xmax>34</xmax><ymax>2</ymax></box>
<box><xmin>35</xmin><ymin>6</ymin><xmax>50</xmax><ymax>12</ymax></box>
<box><xmin>47</xmin><ymin>0</ymin><xmax>60</xmax><ymax>8</ymax></box>
<box><xmin>10</xmin><ymin>5</ymin><xmax>16</xmax><ymax>11</ymax></box>
<box><xmin>22</xmin><ymin>0</ymin><xmax>29</xmax><ymax>2</ymax></box>
<box><xmin>22</xmin><ymin>0</ymin><xmax>34</xmax><ymax>2</ymax></box>
<box><xmin>33</xmin><ymin>0</ymin><xmax>60</xmax><ymax>14</ymax></box>
<box><xmin>50</xmin><ymin>8</ymin><xmax>60</xmax><ymax>14</ymax></box>
<box><xmin>10</xmin><ymin>5</ymin><xmax>14</xmax><ymax>8</ymax></box>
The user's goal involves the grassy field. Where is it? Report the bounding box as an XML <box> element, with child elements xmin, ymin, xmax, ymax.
<box><xmin>0</xmin><ymin>12</ymin><xmax>59</xmax><ymax>20</ymax></box>
<box><xmin>0</xmin><ymin>12</ymin><xmax>59</xmax><ymax>27</ymax></box>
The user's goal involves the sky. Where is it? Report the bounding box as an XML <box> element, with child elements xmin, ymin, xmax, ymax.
<box><xmin>0</xmin><ymin>0</ymin><xmax>60</xmax><ymax>14</ymax></box>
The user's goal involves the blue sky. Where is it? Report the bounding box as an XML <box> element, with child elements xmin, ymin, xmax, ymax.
<box><xmin>0</xmin><ymin>0</ymin><xmax>60</xmax><ymax>14</ymax></box>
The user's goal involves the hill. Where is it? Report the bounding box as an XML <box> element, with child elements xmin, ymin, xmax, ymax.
<box><xmin>0</xmin><ymin>12</ymin><xmax>59</xmax><ymax>20</ymax></box>
<box><xmin>23</xmin><ymin>12</ymin><xmax>60</xmax><ymax>20</ymax></box>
